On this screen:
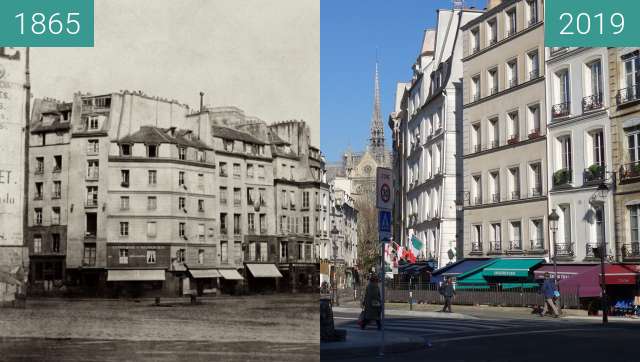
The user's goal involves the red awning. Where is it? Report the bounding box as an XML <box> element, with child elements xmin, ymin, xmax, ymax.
<box><xmin>533</xmin><ymin>264</ymin><xmax>596</xmax><ymax>281</ymax></box>
<box><xmin>559</xmin><ymin>264</ymin><xmax>640</xmax><ymax>298</ymax></box>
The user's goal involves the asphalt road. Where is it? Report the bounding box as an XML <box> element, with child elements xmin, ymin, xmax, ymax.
<box><xmin>325</xmin><ymin>310</ymin><xmax>640</xmax><ymax>362</ymax></box>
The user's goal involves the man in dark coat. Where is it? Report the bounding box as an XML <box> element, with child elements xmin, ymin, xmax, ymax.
<box><xmin>540</xmin><ymin>272</ymin><xmax>559</xmax><ymax>317</ymax></box>
<box><xmin>439</xmin><ymin>277</ymin><xmax>455</xmax><ymax>313</ymax></box>
<box><xmin>360</xmin><ymin>274</ymin><xmax>382</xmax><ymax>330</ymax></box>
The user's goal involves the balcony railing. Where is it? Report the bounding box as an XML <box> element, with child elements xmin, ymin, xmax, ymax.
<box><xmin>247</xmin><ymin>227</ymin><xmax>256</xmax><ymax>235</ymax></box>
<box><xmin>472</xmin><ymin>94</ymin><xmax>480</xmax><ymax>102</ymax></box>
<box><xmin>552</xmin><ymin>168</ymin><xmax>572</xmax><ymax>188</ymax></box>
<box><xmin>470</xmin><ymin>242</ymin><xmax>483</xmax><ymax>253</ymax></box>
<box><xmin>528</xmin><ymin>17</ymin><xmax>538</xmax><ymax>26</ymax></box>
<box><xmin>488</xmin><ymin>241</ymin><xmax>502</xmax><ymax>254</ymax></box>
<box><xmin>508</xmin><ymin>240</ymin><xmax>523</xmax><ymax>252</ymax></box>
<box><xmin>490</xmin><ymin>140</ymin><xmax>499</xmax><ymax>149</ymax></box>
<box><xmin>471</xmin><ymin>45</ymin><xmax>480</xmax><ymax>54</ymax></box>
<box><xmin>551</xmin><ymin>102</ymin><xmax>570</xmax><ymax>119</ymax></box>
<box><xmin>492</xmin><ymin>193</ymin><xmax>500</xmax><ymax>203</ymax></box>
<box><xmin>489</xmin><ymin>38</ymin><xmax>497</xmax><ymax>46</ymax></box>
<box><xmin>511</xmin><ymin>190</ymin><xmax>520</xmax><ymax>200</ymax></box>
<box><xmin>474</xmin><ymin>196</ymin><xmax>482</xmax><ymax>205</ymax></box>
<box><xmin>506</xmin><ymin>29</ymin><xmax>516</xmax><ymax>37</ymax></box>
<box><xmin>619</xmin><ymin>162</ymin><xmax>640</xmax><ymax>182</ymax></box>
<box><xmin>528</xmin><ymin>128</ymin><xmax>541</xmax><ymax>140</ymax></box>
<box><xmin>474</xmin><ymin>144</ymin><xmax>482</xmax><ymax>153</ymax></box>
<box><xmin>616</xmin><ymin>85</ymin><xmax>640</xmax><ymax>105</ymax></box>
<box><xmin>85</xmin><ymin>199</ymin><xmax>98</xmax><ymax>208</ymax></box>
<box><xmin>489</xmin><ymin>87</ymin><xmax>498</xmax><ymax>95</ymax></box>
<box><xmin>530</xmin><ymin>187</ymin><xmax>542</xmax><ymax>197</ymax></box>
<box><xmin>507</xmin><ymin>135</ymin><xmax>519</xmax><ymax>145</ymax></box>
<box><xmin>583</xmin><ymin>165</ymin><xmax>606</xmax><ymax>185</ymax></box>
<box><xmin>34</xmin><ymin>194</ymin><xmax>43</xmax><ymax>200</ymax></box>
<box><xmin>529</xmin><ymin>69</ymin><xmax>539</xmax><ymax>81</ymax></box>
<box><xmin>582</xmin><ymin>93</ymin><xmax>603</xmax><ymax>113</ymax></box>
<box><xmin>554</xmin><ymin>242</ymin><xmax>574</xmax><ymax>257</ymax></box>
<box><xmin>509</xmin><ymin>78</ymin><xmax>518</xmax><ymax>88</ymax></box>
<box><xmin>622</xmin><ymin>242</ymin><xmax>640</xmax><ymax>259</ymax></box>
<box><xmin>35</xmin><ymin>168</ymin><xmax>44</xmax><ymax>175</ymax></box>
<box><xmin>530</xmin><ymin>239</ymin><xmax>545</xmax><ymax>251</ymax></box>
<box><xmin>550</xmin><ymin>47</ymin><xmax>568</xmax><ymax>56</ymax></box>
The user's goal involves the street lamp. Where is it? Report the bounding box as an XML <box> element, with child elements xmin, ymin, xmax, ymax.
<box><xmin>590</xmin><ymin>182</ymin><xmax>610</xmax><ymax>324</ymax></box>
<box><xmin>548</xmin><ymin>209</ymin><xmax>560</xmax><ymax>285</ymax></box>
<box><xmin>331</xmin><ymin>223</ymin><xmax>340</xmax><ymax>306</ymax></box>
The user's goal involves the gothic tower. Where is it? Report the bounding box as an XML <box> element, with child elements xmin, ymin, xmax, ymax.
<box><xmin>369</xmin><ymin>61</ymin><xmax>386</xmax><ymax>164</ymax></box>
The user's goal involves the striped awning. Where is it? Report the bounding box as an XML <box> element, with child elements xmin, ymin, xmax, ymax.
<box><xmin>218</xmin><ymin>269</ymin><xmax>244</xmax><ymax>280</ymax></box>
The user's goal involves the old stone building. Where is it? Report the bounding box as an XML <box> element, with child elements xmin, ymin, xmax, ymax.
<box><xmin>27</xmin><ymin>91</ymin><xmax>323</xmax><ymax>296</ymax></box>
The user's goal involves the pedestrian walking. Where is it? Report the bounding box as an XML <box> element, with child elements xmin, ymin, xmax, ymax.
<box><xmin>439</xmin><ymin>277</ymin><xmax>455</xmax><ymax>313</ymax></box>
<box><xmin>360</xmin><ymin>274</ymin><xmax>382</xmax><ymax>330</ymax></box>
<box><xmin>540</xmin><ymin>272</ymin><xmax>560</xmax><ymax>318</ymax></box>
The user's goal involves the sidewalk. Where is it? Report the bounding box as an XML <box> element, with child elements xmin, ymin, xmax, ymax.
<box><xmin>321</xmin><ymin>327</ymin><xmax>427</xmax><ymax>359</ymax></box>
<box><xmin>333</xmin><ymin>306</ymin><xmax>477</xmax><ymax>320</ymax></box>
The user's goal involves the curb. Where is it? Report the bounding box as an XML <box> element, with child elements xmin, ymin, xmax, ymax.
<box><xmin>321</xmin><ymin>334</ymin><xmax>426</xmax><ymax>359</ymax></box>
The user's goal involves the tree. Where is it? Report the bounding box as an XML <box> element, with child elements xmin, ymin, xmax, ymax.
<box><xmin>355</xmin><ymin>193</ymin><xmax>380</xmax><ymax>275</ymax></box>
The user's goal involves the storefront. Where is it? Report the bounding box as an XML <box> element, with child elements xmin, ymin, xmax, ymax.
<box><xmin>188</xmin><ymin>269</ymin><xmax>221</xmax><ymax>296</ymax></box>
<box><xmin>455</xmin><ymin>258</ymin><xmax>544</xmax><ymax>289</ymax></box>
<box><xmin>430</xmin><ymin>258</ymin><xmax>493</xmax><ymax>285</ymax></box>
<box><xmin>106</xmin><ymin>269</ymin><xmax>166</xmax><ymax>297</ymax></box>
<box><xmin>217</xmin><ymin>268</ymin><xmax>244</xmax><ymax>294</ymax></box>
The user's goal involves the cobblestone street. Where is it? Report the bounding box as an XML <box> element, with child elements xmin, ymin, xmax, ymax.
<box><xmin>0</xmin><ymin>293</ymin><xmax>319</xmax><ymax>361</ymax></box>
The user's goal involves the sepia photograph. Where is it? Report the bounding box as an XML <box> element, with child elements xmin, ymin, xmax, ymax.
<box><xmin>0</xmin><ymin>0</ymin><xmax>320</xmax><ymax>361</ymax></box>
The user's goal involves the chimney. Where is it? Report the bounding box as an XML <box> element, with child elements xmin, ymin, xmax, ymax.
<box><xmin>487</xmin><ymin>0</ymin><xmax>502</xmax><ymax>9</ymax></box>
<box><xmin>199</xmin><ymin>91</ymin><xmax>204</xmax><ymax>112</ymax></box>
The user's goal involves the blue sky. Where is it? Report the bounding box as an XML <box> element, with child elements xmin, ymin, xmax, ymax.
<box><xmin>321</xmin><ymin>0</ymin><xmax>484</xmax><ymax>162</ymax></box>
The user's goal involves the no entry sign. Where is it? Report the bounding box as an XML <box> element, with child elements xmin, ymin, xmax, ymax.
<box><xmin>376</xmin><ymin>167</ymin><xmax>393</xmax><ymax>210</ymax></box>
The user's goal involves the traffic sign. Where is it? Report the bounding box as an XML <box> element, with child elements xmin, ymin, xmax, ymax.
<box><xmin>376</xmin><ymin>167</ymin><xmax>393</xmax><ymax>210</ymax></box>
<box><xmin>378</xmin><ymin>210</ymin><xmax>391</xmax><ymax>233</ymax></box>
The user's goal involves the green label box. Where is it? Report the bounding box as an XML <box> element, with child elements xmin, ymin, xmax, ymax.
<box><xmin>545</xmin><ymin>0</ymin><xmax>639</xmax><ymax>47</ymax></box>
<box><xmin>0</xmin><ymin>0</ymin><xmax>94</xmax><ymax>47</ymax></box>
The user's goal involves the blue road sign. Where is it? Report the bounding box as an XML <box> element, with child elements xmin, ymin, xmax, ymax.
<box><xmin>379</xmin><ymin>210</ymin><xmax>391</xmax><ymax>233</ymax></box>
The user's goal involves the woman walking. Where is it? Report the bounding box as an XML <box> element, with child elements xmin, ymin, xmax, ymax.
<box><xmin>360</xmin><ymin>274</ymin><xmax>382</xmax><ymax>330</ymax></box>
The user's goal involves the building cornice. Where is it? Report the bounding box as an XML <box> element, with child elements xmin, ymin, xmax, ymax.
<box><xmin>463</xmin><ymin>135</ymin><xmax>546</xmax><ymax>159</ymax></box>
<box><xmin>108</xmin><ymin>156</ymin><xmax>216</xmax><ymax>169</ymax></box>
<box><xmin>464</xmin><ymin>76</ymin><xmax>545</xmax><ymax>109</ymax></box>
<box><xmin>463</xmin><ymin>195</ymin><xmax>547</xmax><ymax>210</ymax></box>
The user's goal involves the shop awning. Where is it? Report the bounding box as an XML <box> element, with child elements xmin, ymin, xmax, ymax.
<box><xmin>431</xmin><ymin>258</ymin><xmax>494</xmax><ymax>284</ymax></box>
<box><xmin>189</xmin><ymin>269</ymin><xmax>221</xmax><ymax>279</ymax></box>
<box><xmin>455</xmin><ymin>259</ymin><xmax>500</xmax><ymax>289</ymax></box>
<box><xmin>246</xmin><ymin>264</ymin><xmax>283</xmax><ymax>278</ymax></box>
<box><xmin>501</xmin><ymin>283</ymin><xmax>540</xmax><ymax>289</ymax></box>
<box><xmin>559</xmin><ymin>264</ymin><xmax>640</xmax><ymax>297</ymax></box>
<box><xmin>107</xmin><ymin>269</ymin><xmax>165</xmax><ymax>281</ymax></box>
<box><xmin>482</xmin><ymin>258</ymin><xmax>544</xmax><ymax>278</ymax></box>
<box><xmin>533</xmin><ymin>264</ymin><xmax>599</xmax><ymax>281</ymax></box>
<box><xmin>218</xmin><ymin>269</ymin><xmax>244</xmax><ymax>280</ymax></box>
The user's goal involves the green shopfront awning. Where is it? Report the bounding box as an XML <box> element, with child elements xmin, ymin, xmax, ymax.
<box><xmin>455</xmin><ymin>259</ymin><xmax>500</xmax><ymax>289</ymax></box>
<box><xmin>482</xmin><ymin>259</ymin><xmax>544</xmax><ymax>278</ymax></box>
<box><xmin>501</xmin><ymin>283</ymin><xmax>540</xmax><ymax>289</ymax></box>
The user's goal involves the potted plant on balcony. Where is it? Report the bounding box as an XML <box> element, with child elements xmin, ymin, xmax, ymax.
<box><xmin>585</xmin><ymin>163</ymin><xmax>604</xmax><ymax>183</ymax></box>
<box><xmin>507</xmin><ymin>135</ymin><xmax>519</xmax><ymax>145</ymax></box>
<box><xmin>528</xmin><ymin>129</ymin><xmax>540</xmax><ymax>139</ymax></box>
<box><xmin>553</xmin><ymin>169</ymin><xmax>571</xmax><ymax>186</ymax></box>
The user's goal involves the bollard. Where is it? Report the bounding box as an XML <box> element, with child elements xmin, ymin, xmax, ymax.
<box><xmin>409</xmin><ymin>291</ymin><xmax>413</xmax><ymax>311</ymax></box>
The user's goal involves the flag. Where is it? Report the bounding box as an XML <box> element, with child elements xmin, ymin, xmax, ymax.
<box><xmin>411</xmin><ymin>235</ymin><xmax>424</xmax><ymax>253</ymax></box>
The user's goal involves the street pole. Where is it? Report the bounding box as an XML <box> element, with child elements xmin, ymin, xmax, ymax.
<box><xmin>379</xmin><ymin>240</ymin><xmax>385</xmax><ymax>358</ymax></box>
<box><xmin>553</xmin><ymin>230</ymin><xmax>558</xmax><ymax>285</ymax></box>
<box><xmin>333</xmin><ymin>242</ymin><xmax>339</xmax><ymax>307</ymax></box>
<box><xmin>600</xmin><ymin>205</ymin><xmax>608</xmax><ymax>325</ymax></box>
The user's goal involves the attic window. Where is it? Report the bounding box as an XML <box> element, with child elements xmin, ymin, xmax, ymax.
<box><xmin>223</xmin><ymin>140</ymin><xmax>234</xmax><ymax>152</ymax></box>
<box><xmin>120</xmin><ymin>144</ymin><xmax>131</xmax><ymax>156</ymax></box>
<box><xmin>147</xmin><ymin>144</ymin><xmax>158</xmax><ymax>158</ymax></box>
<box><xmin>178</xmin><ymin>147</ymin><xmax>186</xmax><ymax>160</ymax></box>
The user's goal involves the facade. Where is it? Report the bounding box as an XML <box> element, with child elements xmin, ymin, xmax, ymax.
<box><xmin>27</xmin><ymin>91</ymin><xmax>323</xmax><ymax>296</ymax></box>
<box><xmin>27</xmin><ymin>99</ymin><xmax>72</xmax><ymax>292</ymax></box>
<box><xmin>462</xmin><ymin>0</ymin><xmax>549</xmax><ymax>259</ymax></box>
<box><xmin>609</xmin><ymin>47</ymin><xmax>640</xmax><ymax>262</ymax></box>
<box><xmin>545</xmin><ymin>46</ymin><xmax>614</xmax><ymax>262</ymax></box>
<box><xmin>389</xmin><ymin>82</ymin><xmax>409</xmax><ymax>257</ymax></box>
<box><xmin>397</xmin><ymin>8</ymin><xmax>482</xmax><ymax>267</ymax></box>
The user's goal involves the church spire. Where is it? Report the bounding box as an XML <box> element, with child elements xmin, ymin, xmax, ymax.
<box><xmin>369</xmin><ymin>58</ymin><xmax>385</xmax><ymax>157</ymax></box>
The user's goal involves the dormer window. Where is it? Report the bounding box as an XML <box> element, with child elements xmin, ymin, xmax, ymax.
<box><xmin>197</xmin><ymin>150</ymin><xmax>205</xmax><ymax>162</ymax></box>
<box><xmin>88</xmin><ymin>116</ymin><xmax>99</xmax><ymax>130</ymax></box>
<box><xmin>223</xmin><ymin>140</ymin><xmax>234</xmax><ymax>152</ymax></box>
<box><xmin>120</xmin><ymin>144</ymin><xmax>131</xmax><ymax>156</ymax></box>
<box><xmin>178</xmin><ymin>147</ymin><xmax>186</xmax><ymax>160</ymax></box>
<box><xmin>147</xmin><ymin>144</ymin><xmax>158</xmax><ymax>158</ymax></box>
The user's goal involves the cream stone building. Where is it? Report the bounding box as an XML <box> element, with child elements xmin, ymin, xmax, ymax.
<box><xmin>462</xmin><ymin>0</ymin><xmax>549</xmax><ymax>258</ymax></box>
<box><xmin>545</xmin><ymin>46</ymin><xmax>614</xmax><ymax>262</ymax></box>
<box><xmin>394</xmin><ymin>7</ymin><xmax>482</xmax><ymax>267</ymax></box>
